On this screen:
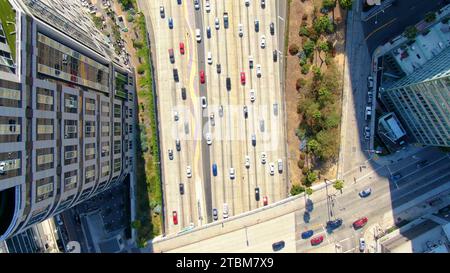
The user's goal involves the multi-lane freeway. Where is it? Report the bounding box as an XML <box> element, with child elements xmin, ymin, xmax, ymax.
<box><xmin>141</xmin><ymin>0</ymin><xmax>288</xmax><ymax>234</ymax></box>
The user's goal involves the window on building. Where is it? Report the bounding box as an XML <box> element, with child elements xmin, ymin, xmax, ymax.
<box><xmin>85</xmin><ymin>165</ymin><xmax>96</xmax><ymax>184</ymax></box>
<box><xmin>64</xmin><ymin>94</ymin><xmax>78</xmax><ymax>113</ymax></box>
<box><xmin>101</xmin><ymin>161</ymin><xmax>110</xmax><ymax>177</ymax></box>
<box><xmin>36</xmin><ymin>176</ymin><xmax>54</xmax><ymax>202</ymax></box>
<box><xmin>101</xmin><ymin>101</ymin><xmax>109</xmax><ymax>117</ymax></box>
<box><xmin>36</xmin><ymin>118</ymin><xmax>54</xmax><ymax>141</ymax></box>
<box><xmin>0</xmin><ymin>79</ymin><xmax>21</xmax><ymax>108</ymax></box>
<box><xmin>85</xmin><ymin>98</ymin><xmax>96</xmax><ymax>116</ymax></box>
<box><xmin>36</xmin><ymin>148</ymin><xmax>54</xmax><ymax>171</ymax></box>
<box><xmin>114</xmin><ymin>140</ymin><xmax>121</xmax><ymax>155</ymax></box>
<box><xmin>0</xmin><ymin>116</ymin><xmax>21</xmax><ymax>143</ymax></box>
<box><xmin>36</xmin><ymin>87</ymin><xmax>54</xmax><ymax>111</ymax></box>
<box><xmin>114</xmin><ymin>104</ymin><xmax>121</xmax><ymax>118</ymax></box>
<box><xmin>85</xmin><ymin>121</ymin><xmax>96</xmax><ymax>138</ymax></box>
<box><xmin>101</xmin><ymin>141</ymin><xmax>110</xmax><ymax>157</ymax></box>
<box><xmin>64</xmin><ymin>120</ymin><xmax>78</xmax><ymax>139</ymax></box>
<box><xmin>114</xmin><ymin>158</ymin><xmax>121</xmax><ymax>173</ymax></box>
<box><xmin>0</xmin><ymin>151</ymin><xmax>21</xmax><ymax>180</ymax></box>
<box><xmin>114</xmin><ymin>122</ymin><xmax>121</xmax><ymax>136</ymax></box>
<box><xmin>85</xmin><ymin>143</ymin><xmax>96</xmax><ymax>161</ymax></box>
<box><xmin>64</xmin><ymin>145</ymin><xmax>78</xmax><ymax>165</ymax></box>
<box><xmin>101</xmin><ymin>121</ymin><xmax>109</xmax><ymax>137</ymax></box>
<box><xmin>63</xmin><ymin>170</ymin><xmax>78</xmax><ymax>191</ymax></box>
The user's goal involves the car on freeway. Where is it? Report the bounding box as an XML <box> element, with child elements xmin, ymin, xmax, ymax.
<box><xmin>243</xmin><ymin>105</ymin><xmax>248</xmax><ymax>118</ymax></box>
<box><xmin>205</xmin><ymin>0</ymin><xmax>211</xmax><ymax>12</ymax></box>
<box><xmin>229</xmin><ymin>168</ymin><xmax>235</xmax><ymax>180</ymax></box>
<box><xmin>215</xmin><ymin>17</ymin><xmax>220</xmax><ymax>29</ymax></box>
<box><xmin>244</xmin><ymin>0</ymin><xmax>250</xmax><ymax>6</ymax></box>
<box><xmin>359</xmin><ymin>238</ymin><xmax>366</xmax><ymax>252</ymax></box>
<box><xmin>173</xmin><ymin>110</ymin><xmax>179</xmax><ymax>121</ymax></box>
<box><xmin>212</xmin><ymin>208</ymin><xmax>218</xmax><ymax>221</ymax></box>
<box><xmin>195</xmin><ymin>28</ymin><xmax>201</xmax><ymax>42</ymax></box>
<box><xmin>353</xmin><ymin>217</ymin><xmax>368</xmax><ymax>229</ymax></box>
<box><xmin>364</xmin><ymin>126</ymin><xmax>370</xmax><ymax>140</ymax></box>
<box><xmin>179</xmin><ymin>42</ymin><xmax>185</xmax><ymax>54</ymax></box>
<box><xmin>207</xmin><ymin>52</ymin><xmax>212</xmax><ymax>64</ymax></box>
<box><xmin>417</xmin><ymin>160</ymin><xmax>429</xmax><ymax>168</ymax></box>
<box><xmin>168</xmin><ymin>149</ymin><xmax>174</xmax><ymax>160</ymax></box>
<box><xmin>55</xmin><ymin>215</ymin><xmax>64</xmax><ymax>226</ymax></box>
<box><xmin>201</xmin><ymin>96</ymin><xmax>207</xmax><ymax>108</ymax></box>
<box><xmin>168</xmin><ymin>17</ymin><xmax>173</xmax><ymax>29</ymax></box>
<box><xmin>216</xmin><ymin>63</ymin><xmax>221</xmax><ymax>73</ymax></box>
<box><xmin>261</xmin><ymin>0</ymin><xmax>265</xmax><ymax>8</ymax></box>
<box><xmin>263</xmin><ymin>196</ymin><xmax>268</xmax><ymax>206</ymax></box>
<box><xmin>179</xmin><ymin>183</ymin><xmax>184</xmax><ymax>195</ymax></box>
<box><xmin>160</xmin><ymin>6</ymin><xmax>165</xmax><ymax>18</ymax></box>
<box><xmin>277</xmin><ymin>159</ymin><xmax>283</xmax><ymax>173</ymax></box>
<box><xmin>168</xmin><ymin>48</ymin><xmax>174</xmax><ymax>63</ymax></box>
<box><xmin>367</xmin><ymin>91</ymin><xmax>373</xmax><ymax>104</ymax></box>
<box><xmin>269</xmin><ymin>163</ymin><xmax>275</xmax><ymax>175</ymax></box>
<box><xmin>219</xmin><ymin>105</ymin><xmax>224</xmax><ymax>117</ymax></box>
<box><xmin>238</xmin><ymin>23</ymin><xmax>243</xmax><ymax>37</ymax></box>
<box><xmin>249</xmin><ymin>55</ymin><xmax>254</xmax><ymax>69</ymax></box>
<box><xmin>223</xmin><ymin>203</ymin><xmax>229</xmax><ymax>219</ymax></box>
<box><xmin>184</xmin><ymin>121</ymin><xmax>189</xmax><ymax>134</ymax></box>
<box><xmin>391</xmin><ymin>173</ymin><xmax>402</xmax><ymax>181</ymax></box>
<box><xmin>206</xmin><ymin>26</ymin><xmax>211</xmax><ymax>38</ymax></box>
<box><xmin>212</xmin><ymin>163</ymin><xmax>218</xmax><ymax>176</ymax></box>
<box><xmin>256</xmin><ymin>64</ymin><xmax>261</xmax><ymax>77</ymax></box>
<box><xmin>186</xmin><ymin>166</ymin><xmax>192</xmax><ymax>178</ymax></box>
<box><xmin>310</xmin><ymin>235</ymin><xmax>323</xmax><ymax>246</ymax></box>
<box><xmin>273</xmin><ymin>50</ymin><xmax>277</xmax><ymax>62</ymax></box>
<box><xmin>194</xmin><ymin>0</ymin><xmax>200</xmax><ymax>10</ymax></box>
<box><xmin>254</xmin><ymin>19</ymin><xmax>259</xmax><ymax>32</ymax></box>
<box><xmin>249</xmin><ymin>89</ymin><xmax>256</xmax><ymax>102</ymax></box>
<box><xmin>260</xmin><ymin>35</ymin><xmax>266</xmax><ymax>48</ymax></box>
<box><xmin>438</xmin><ymin>205</ymin><xmax>450</xmax><ymax>217</ymax></box>
<box><xmin>200</xmin><ymin>70</ymin><xmax>206</xmax><ymax>84</ymax></box>
<box><xmin>175</xmin><ymin>139</ymin><xmax>181</xmax><ymax>151</ymax></box>
<box><xmin>261</xmin><ymin>152</ymin><xmax>267</xmax><ymax>164</ymax></box>
<box><xmin>272</xmin><ymin>241</ymin><xmax>285</xmax><ymax>252</ymax></box>
<box><xmin>273</xmin><ymin>103</ymin><xmax>278</xmax><ymax>115</ymax></box>
<box><xmin>172</xmin><ymin>211</ymin><xmax>178</xmax><ymax>225</ymax></box>
<box><xmin>260</xmin><ymin>119</ymin><xmax>265</xmax><ymax>132</ymax></box>
<box><xmin>255</xmin><ymin>187</ymin><xmax>260</xmax><ymax>201</ymax></box>
<box><xmin>359</xmin><ymin>187</ymin><xmax>372</xmax><ymax>198</ymax></box>
<box><xmin>173</xmin><ymin>68</ymin><xmax>179</xmax><ymax>82</ymax></box>
<box><xmin>301</xmin><ymin>230</ymin><xmax>314</xmax><ymax>239</ymax></box>
<box><xmin>367</xmin><ymin>76</ymin><xmax>374</xmax><ymax>89</ymax></box>
<box><xmin>245</xmin><ymin>156</ymin><xmax>250</xmax><ymax>168</ymax></box>
<box><xmin>251</xmin><ymin>133</ymin><xmax>256</xmax><ymax>146</ymax></box>
<box><xmin>206</xmin><ymin>132</ymin><xmax>212</xmax><ymax>145</ymax></box>
<box><xmin>269</xmin><ymin>22</ymin><xmax>274</xmax><ymax>35</ymax></box>
<box><xmin>326</xmin><ymin>218</ymin><xmax>343</xmax><ymax>230</ymax></box>
<box><xmin>365</xmin><ymin>106</ymin><xmax>372</xmax><ymax>121</ymax></box>
<box><xmin>177</xmin><ymin>0</ymin><xmax>182</xmax><ymax>5</ymax></box>
<box><xmin>226</xmin><ymin>77</ymin><xmax>231</xmax><ymax>90</ymax></box>
<box><xmin>241</xmin><ymin>72</ymin><xmax>246</xmax><ymax>84</ymax></box>
<box><xmin>210</xmin><ymin>113</ymin><xmax>215</xmax><ymax>126</ymax></box>
<box><xmin>181</xmin><ymin>87</ymin><xmax>187</xmax><ymax>100</ymax></box>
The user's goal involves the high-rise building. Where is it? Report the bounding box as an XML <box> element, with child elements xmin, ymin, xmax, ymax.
<box><xmin>0</xmin><ymin>0</ymin><xmax>135</xmax><ymax>241</ymax></box>
<box><xmin>380</xmin><ymin>46</ymin><xmax>450</xmax><ymax>148</ymax></box>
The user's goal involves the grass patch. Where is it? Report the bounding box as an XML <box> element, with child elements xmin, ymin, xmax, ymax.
<box><xmin>0</xmin><ymin>0</ymin><xmax>17</xmax><ymax>60</ymax></box>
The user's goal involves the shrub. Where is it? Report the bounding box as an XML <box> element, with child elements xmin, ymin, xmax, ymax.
<box><xmin>299</xmin><ymin>26</ymin><xmax>310</xmax><ymax>37</ymax></box>
<box><xmin>425</xmin><ymin>12</ymin><xmax>436</xmax><ymax>23</ymax></box>
<box><xmin>404</xmin><ymin>26</ymin><xmax>418</xmax><ymax>40</ymax></box>
<box><xmin>137</xmin><ymin>64</ymin><xmax>146</xmax><ymax>74</ymax></box>
<box><xmin>127</xmin><ymin>14</ymin><xmax>134</xmax><ymax>22</ymax></box>
<box><xmin>303</xmin><ymin>40</ymin><xmax>315</xmax><ymax>58</ymax></box>
<box><xmin>300</xmin><ymin>153</ymin><xmax>306</xmax><ymax>160</ymax></box>
<box><xmin>290</xmin><ymin>184</ymin><xmax>305</xmax><ymax>196</ymax></box>
<box><xmin>289</xmin><ymin>44</ymin><xmax>300</xmax><ymax>55</ymax></box>
<box><xmin>301</xmin><ymin>63</ymin><xmax>311</xmax><ymax>74</ymax></box>
<box><xmin>296</xmin><ymin>78</ymin><xmax>306</xmax><ymax>90</ymax></box>
<box><xmin>297</xmin><ymin>159</ymin><xmax>305</xmax><ymax>169</ymax></box>
<box><xmin>339</xmin><ymin>0</ymin><xmax>353</xmax><ymax>10</ymax></box>
<box><xmin>302</xmin><ymin>167</ymin><xmax>309</xmax><ymax>175</ymax></box>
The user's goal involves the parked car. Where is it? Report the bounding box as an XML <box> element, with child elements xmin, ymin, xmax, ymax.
<box><xmin>261</xmin><ymin>152</ymin><xmax>267</xmax><ymax>164</ymax></box>
<box><xmin>273</xmin><ymin>50</ymin><xmax>277</xmax><ymax>62</ymax></box>
<box><xmin>367</xmin><ymin>76</ymin><xmax>374</xmax><ymax>89</ymax></box>
<box><xmin>364</xmin><ymin>126</ymin><xmax>370</xmax><ymax>140</ymax></box>
<box><xmin>160</xmin><ymin>6</ymin><xmax>165</xmax><ymax>18</ymax></box>
<box><xmin>417</xmin><ymin>160</ymin><xmax>429</xmax><ymax>168</ymax></box>
<box><xmin>391</xmin><ymin>173</ymin><xmax>402</xmax><ymax>181</ymax></box>
<box><xmin>194</xmin><ymin>0</ymin><xmax>200</xmax><ymax>10</ymax></box>
<box><xmin>210</xmin><ymin>113</ymin><xmax>215</xmax><ymax>126</ymax></box>
<box><xmin>261</xmin><ymin>0</ymin><xmax>266</xmax><ymax>8</ymax></box>
<box><xmin>327</xmin><ymin>218</ymin><xmax>343</xmax><ymax>230</ymax></box>
<box><xmin>359</xmin><ymin>238</ymin><xmax>366</xmax><ymax>252</ymax></box>
<box><xmin>201</xmin><ymin>96</ymin><xmax>207</xmax><ymax>108</ymax></box>
<box><xmin>277</xmin><ymin>159</ymin><xmax>283</xmax><ymax>173</ymax></box>
<box><xmin>168</xmin><ymin>149</ymin><xmax>174</xmax><ymax>160</ymax></box>
<box><xmin>249</xmin><ymin>89</ymin><xmax>256</xmax><ymax>102</ymax></box>
<box><xmin>55</xmin><ymin>215</ymin><xmax>64</xmax><ymax>226</ymax></box>
<box><xmin>226</xmin><ymin>77</ymin><xmax>231</xmax><ymax>90</ymax></box>
<box><xmin>205</xmin><ymin>0</ymin><xmax>211</xmax><ymax>12</ymax></box>
<box><xmin>212</xmin><ymin>208</ymin><xmax>218</xmax><ymax>221</ymax></box>
<box><xmin>244</xmin><ymin>0</ymin><xmax>250</xmax><ymax>7</ymax></box>
<box><xmin>359</xmin><ymin>187</ymin><xmax>372</xmax><ymax>198</ymax></box>
<box><xmin>272</xmin><ymin>240</ymin><xmax>285</xmax><ymax>252</ymax></box>
<box><xmin>0</xmin><ymin>161</ymin><xmax>5</xmax><ymax>175</ymax></box>
<box><xmin>254</xmin><ymin>19</ymin><xmax>259</xmax><ymax>32</ymax></box>
<box><xmin>238</xmin><ymin>23</ymin><xmax>243</xmax><ymax>37</ymax></box>
<box><xmin>215</xmin><ymin>17</ymin><xmax>220</xmax><ymax>29</ymax></box>
<box><xmin>310</xmin><ymin>235</ymin><xmax>324</xmax><ymax>246</ymax></box>
<box><xmin>186</xmin><ymin>166</ymin><xmax>192</xmax><ymax>178</ymax></box>
<box><xmin>245</xmin><ymin>156</ymin><xmax>250</xmax><ymax>168</ymax></box>
<box><xmin>172</xmin><ymin>211</ymin><xmax>178</xmax><ymax>225</ymax></box>
<box><xmin>195</xmin><ymin>28</ymin><xmax>201</xmax><ymax>42</ymax></box>
<box><xmin>269</xmin><ymin>22</ymin><xmax>274</xmax><ymax>35</ymax></box>
<box><xmin>301</xmin><ymin>230</ymin><xmax>314</xmax><ymax>239</ymax></box>
<box><xmin>256</xmin><ymin>64</ymin><xmax>262</xmax><ymax>77</ymax></box>
<box><xmin>353</xmin><ymin>217</ymin><xmax>368</xmax><ymax>229</ymax></box>
<box><xmin>249</xmin><ymin>55</ymin><xmax>254</xmax><ymax>69</ymax></box>
<box><xmin>206</xmin><ymin>132</ymin><xmax>212</xmax><ymax>145</ymax></box>
<box><xmin>223</xmin><ymin>203</ymin><xmax>229</xmax><ymax>219</ymax></box>
<box><xmin>255</xmin><ymin>187</ymin><xmax>260</xmax><ymax>201</ymax></box>
<box><xmin>269</xmin><ymin>163</ymin><xmax>275</xmax><ymax>175</ymax></box>
<box><xmin>216</xmin><ymin>63</ymin><xmax>221</xmax><ymax>74</ymax></box>
<box><xmin>229</xmin><ymin>168</ymin><xmax>235</xmax><ymax>180</ymax></box>
<box><xmin>207</xmin><ymin>52</ymin><xmax>212</xmax><ymax>64</ymax></box>
<box><xmin>181</xmin><ymin>87</ymin><xmax>187</xmax><ymax>100</ymax></box>
<box><xmin>263</xmin><ymin>196</ymin><xmax>268</xmax><ymax>206</ymax></box>
<box><xmin>206</xmin><ymin>26</ymin><xmax>211</xmax><ymax>38</ymax></box>
<box><xmin>251</xmin><ymin>133</ymin><xmax>256</xmax><ymax>146</ymax></box>
<box><xmin>175</xmin><ymin>139</ymin><xmax>181</xmax><ymax>151</ymax></box>
<box><xmin>243</xmin><ymin>105</ymin><xmax>248</xmax><ymax>118</ymax></box>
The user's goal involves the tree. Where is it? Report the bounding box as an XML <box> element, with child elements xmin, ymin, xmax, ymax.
<box><xmin>317</xmin><ymin>86</ymin><xmax>333</xmax><ymax>106</ymax></box>
<box><xmin>298</xmin><ymin>159</ymin><xmax>305</xmax><ymax>169</ymax></box>
<box><xmin>303</xmin><ymin>40</ymin><xmax>315</xmax><ymax>58</ymax></box>
<box><xmin>289</xmin><ymin>44</ymin><xmax>300</xmax><ymax>55</ymax></box>
<box><xmin>307</xmin><ymin>139</ymin><xmax>320</xmax><ymax>154</ymax></box>
<box><xmin>404</xmin><ymin>26</ymin><xmax>418</xmax><ymax>40</ymax></box>
<box><xmin>305</xmin><ymin>171</ymin><xmax>318</xmax><ymax>186</ymax></box>
<box><xmin>305</xmin><ymin>187</ymin><xmax>314</xmax><ymax>196</ymax></box>
<box><xmin>313</xmin><ymin>16</ymin><xmax>334</xmax><ymax>35</ymax></box>
<box><xmin>296</xmin><ymin>78</ymin><xmax>306</xmax><ymax>91</ymax></box>
<box><xmin>317</xmin><ymin>40</ymin><xmax>330</xmax><ymax>53</ymax></box>
<box><xmin>316</xmin><ymin>129</ymin><xmax>339</xmax><ymax>161</ymax></box>
<box><xmin>299</xmin><ymin>26</ymin><xmax>310</xmax><ymax>37</ymax></box>
<box><xmin>290</xmin><ymin>184</ymin><xmax>305</xmax><ymax>196</ymax></box>
<box><xmin>339</xmin><ymin>0</ymin><xmax>353</xmax><ymax>10</ymax></box>
<box><xmin>334</xmin><ymin>179</ymin><xmax>344</xmax><ymax>192</ymax></box>
<box><xmin>425</xmin><ymin>12</ymin><xmax>436</xmax><ymax>23</ymax></box>
<box><xmin>323</xmin><ymin>0</ymin><xmax>336</xmax><ymax>10</ymax></box>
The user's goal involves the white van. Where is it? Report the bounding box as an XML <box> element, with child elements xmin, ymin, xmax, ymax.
<box><xmin>195</xmin><ymin>28</ymin><xmax>201</xmax><ymax>42</ymax></box>
<box><xmin>223</xmin><ymin>203</ymin><xmax>229</xmax><ymax>219</ymax></box>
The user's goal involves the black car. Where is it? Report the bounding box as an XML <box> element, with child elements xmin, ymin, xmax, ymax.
<box><xmin>416</xmin><ymin>160</ymin><xmax>428</xmax><ymax>168</ymax></box>
<box><xmin>243</xmin><ymin>105</ymin><xmax>248</xmax><ymax>118</ymax></box>
<box><xmin>179</xmin><ymin>183</ymin><xmax>184</xmax><ymax>195</ymax></box>
<box><xmin>261</xmin><ymin>0</ymin><xmax>266</xmax><ymax>9</ymax></box>
<box><xmin>216</xmin><ymin>63</ymin><xmax>221</xmax><ymax>74</ymax></box>
<box><xmin>255</xmin><ymin>187</ymin><xmax>260</xmax><ymax>201</ymax></box>
<box><xmin>269</xmin><ymin>22</ymin><xmax>274</xmax><ymax>35</ymax></box>
<box><xmin>254</xmin><ymin>20</ymin><xmax>259</xmax><ymax>32</ymax></box>
<box><xmin>273</xmin><ymin>50</ymin><xmax>277</xmax><ymax>62</ymax></box>
<box><xmin>226</xmin><ymin>77</ymin><xmax>231</xmax><ymax>90</ymax></box>
<box><xmin>173</xmin><ymin>68</ymin><xmax>179</xmax><ymax>82</ymax></box>
<box><xmin>206</xmin><ymin>27</ymin><xmax>211</xmax><ymax>38</ymax></box>
<box><xmin>272</xmin><ymin>240</ymin><xmax>285</xmax><ymax>252</ymax></box>
<box><xmin>327</xmin><ymin>218</ymin><xmax>343</xmax><ymax>230</ymax></box>
<box><xmin>181</xmin><ymin>87</ymin><xmax>187</xmax><ymax>100</ymax></box>
<box><xmin>391</xmin><ymin>173</ymin><xmax>402</xmax><ymax>181</ymax></box>
<box><xmin>175</xmin><ymin>139</ymin><xmax>181</xmax><ymax>151</ymax></box>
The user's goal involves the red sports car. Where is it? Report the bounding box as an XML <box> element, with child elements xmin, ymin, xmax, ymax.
<box><xmin>240</xmin><ymin>72</ymin><xmax>246</xmax><ymax>85</ymax></box>
<box><xmin>310</xmin><ymin>235</ymin><xmax>324</xmax><ymax>246</ymax></box>
<box><xmin>200</xmin><ymin>70</ymin><xmax>205</xmax><ymax>84</ymax></box>
<box><xmin>172</xmin><ymin>211</ymin><xmax>178</xmax><ymax>225</ymax></box>
<box><xmin>353</xmin><ymin>217</ymin><xmax>368</xmax><ymax>229</ymax></box>
<box><xmin>263</xmin><ymin>196</ymin><xmax>268</xmax><ymax>206</ymax></box>
<box><xmin>179</xmin><ymin>42</ymin><xmax>185</xmax><ymax>55</ymax></box>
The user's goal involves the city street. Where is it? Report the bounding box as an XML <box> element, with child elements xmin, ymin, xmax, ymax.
<box><xmin>140</xmin><ymin>0</ymin><xmax>288</xmax><ymax>235</ymax></box>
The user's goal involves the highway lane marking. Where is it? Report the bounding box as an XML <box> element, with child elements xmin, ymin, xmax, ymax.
<box><xmin>364</xmin><ymin>18</ymin><xmax>397</xmax><ymax>41</ymax></box>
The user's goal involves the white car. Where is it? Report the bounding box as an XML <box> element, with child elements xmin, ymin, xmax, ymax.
<box><xmin>205</xmin><ymin>0</ymin><xmax>211</xmax><ymax>12</ymax></box>
<box><xmin>173</xmin><ymin>111</ymin><xmax>179</xmax><ymax>121</ymax></box>
<box><xmin>229</xmin><ymin>168</ymin><xmax>236</xmax><ymax>180</ymax></box>
<box><xmin>0</xmin><ymin>161</ymin><xmax>6</xmax><ymax>175</ymax></box>
<box><xmin>206</xmin><ymin>132</ymin><xmax>212</xmax><ymax>145</ymax></box>
<box><xmin>359</xmin><ymin>238</ymin><xmax>366</xmax><ymax>252</ymax></box>
<box><xmin>223</xmin><ymin>203</ymin><xmax>229</xmax><ymax>219</ymax></box>
<box><xmin>195</xmin><ymin>28</ymin><xmax>201</xmax><ymax>42</ymax></box>
<box><xmin>238</xmin><ymin>23</ymin><xmax>243</xmax><ymax>37</ymax></box>
<box><xmin>245</xmin><ymin>156</ymin><xmax>250</xmax><ymax>168</ymax></box>
<box><xmin>249</xmin><ymin>55</ymin><xmax>254</xmax><ymax>69</ymax></box>
<box><xmin>249</xmin><ymin>89</ymin><xmax>256</xmax><ymax>102</ymax></box>
<box><xmin>277</xmin><ymin>159</ymin><xmax>283</xmax><ymax>173</ymax></box>
<box><xmin>160</xmin><ymin>6</ymin><xmax>165</xmax><ymax>18</ymax></box>
<box><xmin>256</xmin><ymin>64</ymin><xmax>261</xmax><ymax>77</ymax></box>
<box><xmin>194</xmin><ymin>0</ymin><xmax>200</xmax><ymax>10</ymax></box>
<box><xmin>260</xmin><ymin>35</ymin><xmax>266</xmax><ymax>48</ymax></box>
<box><xmin>367</xmin><ymin>76</ymin><xmax>374</xmax><ymax>89</ymax></box>
<box><xmin>215</xmin><ymin>17</ymin><xmax>220</xmax><ymax>29</ymax></box>
<box><xmin>269</xmin><ymin>163</ymin><xmax>275</xmax><ymax>175</ymax></box>
<box><xmin>201</xmin><ymin>96</ymin><xmax>207</xmax><ymax>108</ymax></box>
<box><xmin>261</xmin><ymin>152</ymin><xmax>267</xmax><ymax>164</ymax></box>
<box><xmin>186</xmin><ymin>166</ymin><xmax>192</xmax><ymax>178</ymax></box>
<box><xmin>207</xmin><ymin>52</ymin><xmax>212</xmax><ymax>64</ymax></box>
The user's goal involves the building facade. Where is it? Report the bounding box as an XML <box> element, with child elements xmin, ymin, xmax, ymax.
<box><xmin>380</xmin><ymin>47</ymin><xmax>450</xmax><ymax>148</ymax></box>
<box><xmin>0</xmin><ymin>0</ymin><xmax>135</xmax><ymax>241</ymax></box>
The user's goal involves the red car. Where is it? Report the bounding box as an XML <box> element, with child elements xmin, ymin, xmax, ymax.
<box><xmin>263</xmin><ymin>196</ymin><xmax>268</xmax><ymax>206</ymax></box>
<box><xmin>179</xmin><ymin>42</ymin><xmax>185</xmax><ymax>55</ymax></box>
<box><xmin>353</xmin><ymin>217</ymin><xmax>368</xmax><ymax>229</ymax></box>
<box><xmin>200</xmin><ymin>70</ymin><xmax>205</xmax><ymax>84</ymax></box>
<box><xmin>240</xmin><ymin>72</ymin><xmax>246</xmax><ymax>85</ymax></box>
<box><xmin>172</xmin><ymin>211</ymin><xmax>178</xmax><ymax>225</ymax></box>
<box><xmin>310</xmin><ymin>235</ymin><xmax>324</xmax><ymax>246</ymax></box>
